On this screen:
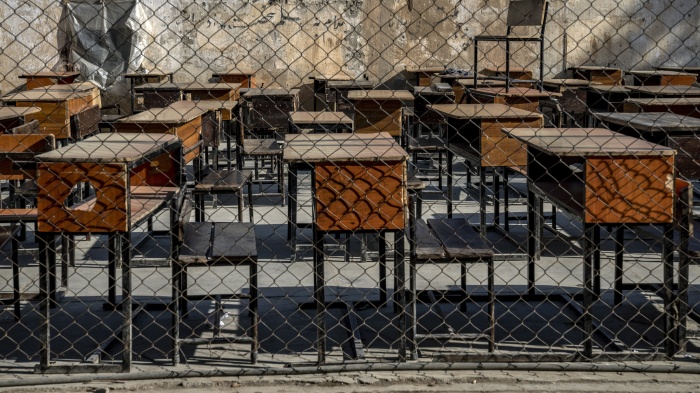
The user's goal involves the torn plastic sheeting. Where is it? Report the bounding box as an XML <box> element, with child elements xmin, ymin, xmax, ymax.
<box><xmin>66</xmin><ymin>0</ymin><xmax>149</xmax><ymax>89</ymax></box>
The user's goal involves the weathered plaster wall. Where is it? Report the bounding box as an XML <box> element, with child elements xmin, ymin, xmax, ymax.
<box><xmin>1</xmin><ymin>0</ymin><xmax>699</xmax><ymax>105</ymax></box>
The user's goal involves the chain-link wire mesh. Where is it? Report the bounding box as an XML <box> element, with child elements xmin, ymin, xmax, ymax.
<box><xmin>0</xmin><ymin>0</ymin><xmax>700</xmax><ymax>382</ymax></box>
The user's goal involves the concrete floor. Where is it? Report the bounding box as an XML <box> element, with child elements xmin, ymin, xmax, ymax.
<box><xmin>1</xmin><ymin>157</ymin><xmax>699</xmax><ymax>385</ymax></box>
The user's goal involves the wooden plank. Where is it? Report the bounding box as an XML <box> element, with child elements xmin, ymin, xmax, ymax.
<box><xmin>289</xmin><ymin>111</ymin><xmax>353</xmax><ymax>125</ymax></box>
<box><xmin>0</xmin><ymin>107</ymin><xmax>42</xmax><ymax>121</ymax></box>
<box><xmin>196</xmin><ymin>169</ymin><xmax>251</xmax><ymax>192</ymax></box>
<box><xmin>283</xmin><ymin>132</ymin><xmax>408</xmax><ymax>163</ymax></box>
<box><xmin>414</xmin><ymin>219</ymin><xmax>445</xmax><ymax>260</ymax></box>
<box><xmin>427</xmin><ymin>218</ymin><xmax>493</xmax><ymax>259</ymax></box>
<box><xmin>315</xmin><ymin>161</ymin><xmax>405</xmax><ymax>232</ymax></box>
<box><xmin>592</xmin><ymin>112</ymin><xmax>700</xmax><ymax>133</ymax></box>
<box><xmin>347</xmin><ymin>90</ymin><xmax>414</xmax><ymax>101</ymax></box>
<box><xmin>211</xmin><ymin>222</ymin><xmax>257</xmax><ymax>261</ymax></box>
<box><xmin>0</xmin><ymin>208</ymin><xmax>38</xmax><ymax>223</ymax></box>
<box><xmin>37</xmin><ymin>133</ymin><xmax>180</xmax><ymax>163</ymax></box>
<box><xmin>180</xmin><ymin>222</ymin><xmax>213</xmax><ymax>264</ymax></box>
<box><xmin>628</xmin><ymin>70</ymin><xmax>697</xmax><ymax>86</ymax></box>
<box><xmin>585</xmin><ymin>156</ymin><xmax>674</xmax><ymax>224</ymax></box>
<box><xmin>429</xmin><ymin>103</ymin><xmax>543</xmax><ymax>120</ymax></box>
<box><xmin>504</xmin><ymin>127</ymin><xmax>675</xmax><ymax>157</ymax></box>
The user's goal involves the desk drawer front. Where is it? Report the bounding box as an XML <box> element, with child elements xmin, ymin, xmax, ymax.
<box><xmin>315</xmin><ymin>161</ymin><xmax>406</xmax><ymax>232</ymax></box>
<box><xmin>585</xmin><ymin>156</ymin><xmax>674</xmax><ymax>224</ymax></box>
<box><xmin>38</xmin><ymin>162</ymin><xmax>128</xmax><ymax>233</ymax></box>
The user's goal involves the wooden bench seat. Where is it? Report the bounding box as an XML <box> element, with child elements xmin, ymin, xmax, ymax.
<box><xmin>193</xmin><ymin>169</ymin><xmax>253</xmax><ymax>222</ymax></box>
<box><xmin>172</xmin><ymin>198</ymin><xmax>259</xmax><ymax>365</ymax></box>
<box><xmin>0</xmin><ymin>224</ymin><xmax>21</xmax><ymax>320</ymax></box>
<box><xmin>408</xmin><ymin>217</ymin><xmax>495</xmax><ymax>358</ymax></box>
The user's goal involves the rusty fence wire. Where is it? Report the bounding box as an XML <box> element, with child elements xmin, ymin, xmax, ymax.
<box><xmin>0</xmin><ymin>0</ymin><xmax>700</xmax><ymax>383</ymax></box>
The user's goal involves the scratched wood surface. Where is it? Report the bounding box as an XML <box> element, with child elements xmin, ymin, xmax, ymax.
<box><xmin>289</xmin><ymin>111</ymin><xmax>353</xmax><ymax>125</ymax></box>
<box><xmin>429</xmin><ymin>103</ymin><xmax>542</xmax><ymax>120</ymax></box>
<box><xmin>592</xmin><ymin>112</ymin><xmax>700</xmax><ymax>132</ymax></box>
<box><xmin>315</xmin><ymin>160</ymin><xmax>406</xmax><ymax>232</ymax></box>
<box><xmin>36</xmin><ymin>133</ymin><xmax>180</xmax><ymax>163</ymax></box>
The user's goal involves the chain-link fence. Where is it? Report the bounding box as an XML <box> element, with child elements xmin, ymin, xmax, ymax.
<box><xmin>1</xmin><ymin>0</ymin><xmax>700</xmax><ymax>383</ymax></box>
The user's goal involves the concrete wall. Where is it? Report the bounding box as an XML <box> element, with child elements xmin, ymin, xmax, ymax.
<box><xmin>1</xmin><ymin>0</ymin><xmax>699</xmax><ymax>106</ymax></box>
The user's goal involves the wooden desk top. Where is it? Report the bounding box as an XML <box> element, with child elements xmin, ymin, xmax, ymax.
<box><xmin>37</xmin><ymin>133</ymin><xmax>180</xmax><ymax>163</ymax></box>
<box><xmin>179</xmin><ymin>82</ymin><xmax>241</xmax><ymax>92</ymax></box>
<box><xmin>123</xmin><ymin>71</ymin><xmax>174</xmax><ymax>79</ymax></box>
<box><xmin>481</xmin><ymin>66</ymin><xmax>530</xmax><ymax>74</ymax></box>
<box><xmin>19</xmin><ymin>71</ymin><xmax>81</xmax><ymax>79</ymax></box>
<box><xmin>584</xmin><ymin>85</ymin><xmax>630</xmax><ymax>93</ymax></box>
<box><xmin>212</xmin><ymin>69</ymin><xmax>256</xmax><ymax>77</ymax></box>
<box><xmin>591</xmin><ymin>112</ymin><xmax>700</xmax><ymax>132</ymax></box>
<box><xmin>658</xmin><ymin>65</ymin><xmax>700</xmax><ymax>73</ymax></box>
<box><xmin>133</xmin><ymin>82</ymin><xmax>182</xmax><ymax>91</ymax></box>
<box><xmin>543</xmin><ymin>78</ymin><xmax>602</xmax><ymax>88</ymax></box>
<box><xmin>503</xmin><ymin>127</ymin><xmax>675</xmax><ymax>157</ymax></box>
<box><xmin>568</xmin><ymin>65</ymin><xmax>621</xmax><ymax>72</ymax></box>
<box><xmin>469</xmin><ymin>86</ymin><xmax>561</xmax><ymax>98</ymax></box>
<box><xmin>0</xmin><ymin>107</ymin><xmax>41</xmax><ymax>121</ymax></box>
<box><xmin>456</xmin><ymin>78</ymin><xmax>507</xmax><ymax>88</ymax></box>
<box><xmin>627</xmin><ymin>69</ymin><xmax>696</xmax><ymax>77</ymax></box>
<box><xmin>428</xmin><ymin>103</ymin><xmax>543</xmax><ymax>120</ymax></box>
<box><xmin>289</xmin><ymin>111</ymin><xmax>352</xmax><ymax>125</ymax></box>
<box><xmin>309</xmin><ymin>72</ymin><xmax>354</xmax><ymax>81</ymax></box>
<box><xmin>624</xmin><ymin>96</ymin><xmax>700</xmax><ymax>106</ymax></box>
<box><xmin>412</xmin><ymin>86</ymin><xmax>455</xmax><ymax>96</ymax></box>
<box><xmin>326</xmin><ymin>80</ymin><xmax>376</xmax><ymax>89</ymax></box>
<box><xmin>242</xmin><ymin>88</ymin><xmax>300</xmax><ymax>98</ymax></box>
<box><xmin>1</xmin><ymin>90</ymin><xmax>93</xmax><ymax>102</ymax></box>
<box><xmin>170</xmin><ymin>100</ymin><xmax>237</xmax><ymax>113</ymax></box>
<box><xmin>283</xmin><ymin>132</ymin><xmax>408</xmax><ymax>163</ymax></box>
<box><xmin>347</xmin><ymin>90</ymin><xmax>414</xmax><ymax>101</ymax></box>
<box><xmin>118</xmin><ymin>104</ymin><xmax>208</xmax><ymax>124</ymax></box>
<box><xmin>624</xmin><ymin>85</ymin><xmax>700</xmax><ymax>96</ymax></box>
<box><xmin>405</xmin><ymin>66</ymin><xmax>445</xmax><ymax>73</ymax></box>
<box><xmin>37</xmin><ymin>81</ymin><xmax>100</xmax><ymax>93</ymax></box>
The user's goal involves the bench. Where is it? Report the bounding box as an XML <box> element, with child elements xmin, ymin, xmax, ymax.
<box><xmin>408</xmin><ymin>217</ymin><xmax>495</xmax><ymax>358</ymax></box>
<box><xmin>193</xmin><ymin>169</ymin><xmax>254</xmax><ymax>222</ymax></box>
<box><xmin>171</xmin><ymin>197</ymin><xmax>259</xmax><ymax>365</ymax></box>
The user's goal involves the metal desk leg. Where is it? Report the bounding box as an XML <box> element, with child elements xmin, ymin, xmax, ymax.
<box><xmin>120</xmin><ymin>232</ymin><xmax>132</xmax><ymax>372</ymax></box>
<box><xmin>662</xmin><ymin>223</ymin><xmax>676</xmax><ymax>358</ymax></box>
<box><xmin>479</xmin><ymin>167</ymin><xmax>487</xmax><ymax>238</ymax></box>
<box><xmin>394</xmin><ymin>229</ymin><xmax>406</xmax><ymax>362</ymax></box>
<box><xmin>313</xmin><ymin>227</ymin><xmax>326</xmax><ymax>364</ymax></box>
<box><xmin>37</xmin><ymin>232</ymin><xmax>52</xmax><ymax>371</ymax></box>
<box><xmin>583</xmin><ymin>223</ymin><xmax>595</xmax><ymax>359</ymax></box>
<box><xmin>447</xmin><ymin>149</ymin><xmax>453</xmax><ymax>218</ymax></box>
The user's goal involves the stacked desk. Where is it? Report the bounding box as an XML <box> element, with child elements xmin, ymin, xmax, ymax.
<box><xmin>35</xmin><ymin>133</ymin><xmax>183</xmax><ymax>373</ymax></box>
<box><xmin>309</xmin><ymin>73</ymin><xmax>352</xmax><ymax>110</ymax></box>
<box><xmin>543</xmin><ymin>79</ymin><xmax>600</xmax><ymax>126</ymax></box>
<box><xmin>504</xmin><ymin>127</ymin><xmax>679</xmax><ymax>358</ymax></box>
<box><xmin>326</xmin><ymin>79</ymin><xmax>376</xmax><ymax>115</ymax></box>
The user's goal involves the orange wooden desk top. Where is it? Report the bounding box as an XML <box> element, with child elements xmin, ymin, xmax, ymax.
<box><xmin>36</xmin><ymin>133</ymin><xmax>180</xmax><ymax>163</ymax></box>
